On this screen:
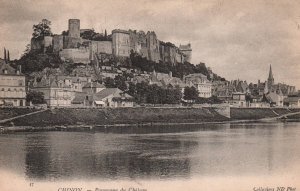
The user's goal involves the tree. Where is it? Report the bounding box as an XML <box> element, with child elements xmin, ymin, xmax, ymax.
<box><xmin>32</xmin><ymin>19</ymin><xmax>52</xmax><ymax>39</ymax></box>
<box><xmin>114</xmin><ymin>75</ymin><xmax>127</xmax><ymax>91</ymax></box>
<box><xmin>183</xmin><ymin>86</ymin><xmax>198</xmax><ymax>101</ymax></box>
<box><xmin>22</xmin><ymin>44</ymin><xmax>31</xmax><ymax>57</ymax></box>
<box><xmin>7</xmin><ymin>50</ymin><xmax>10</xmax><ymax>61</ymax></box>
<box><xmin>245</xmin><ymin>94</ymin><xmax>253</xmax><ymax>103</ymax></box>
<box><xmin>104</xmin><ymin>29</ymin><xmax>107</xmax><ymax>39</ymax></box>
<box><xmin>4</xmin><ymin>48</ymin><xmax>6</xmax><ymax>62</ymax></box>
<box><xmin>165</xmin><ymin>87</ymin><xmax>182</xmax><ymax>104</ymax></box>
<box><xmin>17</xmin><ymin>51</ymin><xmax>62</xmax><ymax>74</ymax></box>
<box><xmin>26</xmin><ymin>91</ymin><xmax>46</xmax><ymax>104</ymax></box>
<box><xmin>104</xmin><ymin>77</ymin><xmax>116</xmax><ymax>88</ymax></box>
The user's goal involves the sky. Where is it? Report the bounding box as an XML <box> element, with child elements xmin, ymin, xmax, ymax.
<box><xmin>0</xmin><ymin>0</ymin><xmax>299</xmax><ymax>88</ymax></box>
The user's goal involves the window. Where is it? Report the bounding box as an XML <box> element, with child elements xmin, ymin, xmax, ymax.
<box><xmin>18</xmin><ymin>80</ymin><xmax>23</xmax><ymax>86</ymax></box>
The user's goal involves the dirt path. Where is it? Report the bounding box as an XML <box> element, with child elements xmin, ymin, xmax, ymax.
<box><xmin>0</xmin><ymin>109</ymin><xmax>48</xmax><ymax>124</ymax></box>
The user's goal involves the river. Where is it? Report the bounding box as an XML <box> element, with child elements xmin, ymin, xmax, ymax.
<box><xmin>0</xmin><ymin>122</ymin><xmax>299</xmax><ymax>191</ymax></box>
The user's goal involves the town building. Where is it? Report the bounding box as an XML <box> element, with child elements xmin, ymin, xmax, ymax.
<box><xmin>284</xmin><ymin>97</ymin><xmax>300</xmax><ymax>108</ymax></box>
<box><xmin>82</xmin><ymin>82</ymin><xmax>105</xmax><ymax>94</ymax></box>
<box><xmin>0</xmin><ymin>60</ymin><xmax>26</xmax><ymax>106</ymax></box>
<box><xmin>183</xmin><ymin>73</ymin><xmax>212</xmax><ymax>98</ymax></box>
<box><xmin>31</xmin><ymin>76</ymin><xmax>75</xmax><ymax>107</ymax></box>
<box><xmin>230</xmin><ymin>92</ymin><xmax>246</xmax><ymax>107</ymax></box>
<box><xmin>72</xmin><ymin>88</ymin><xmax>134</xmax><ymax>107</ymax></box>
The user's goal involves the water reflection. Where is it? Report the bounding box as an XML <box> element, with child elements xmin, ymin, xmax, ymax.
<box><xmin>25</xmin><ymin>134</ymin><xmax>51</xmax><ymax>179</ymax></box>
<box><xmin>24</xmin><ymin>132</ymin><xmax>195</xmax><ymax>180</ymax></box>
<box><xmin>0</xmin><ymin>122</ymin><xmax>299</xmax><ymax>181</ymax></box>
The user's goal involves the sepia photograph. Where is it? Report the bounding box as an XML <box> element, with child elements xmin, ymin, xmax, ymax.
<box><xmin>0</xmin><ymin>0</ymin><xmax>300</xmax><ymax>190</ymax></box>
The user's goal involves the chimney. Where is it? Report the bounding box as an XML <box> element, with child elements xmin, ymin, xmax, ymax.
<box><xmin>4</xmin><ymin>48</ymin><xmax>6</xmax><ymax>63</ymax></box>
<box><xmin>16</xmin><ymin>65</ymin><xmax>21</xmax><ymax>75</ymax></box>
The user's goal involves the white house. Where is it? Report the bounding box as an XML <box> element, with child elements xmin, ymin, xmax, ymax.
<box><xmin>183</xmin><ymin>73</ymin><xmax>212</xmax><ymax>98</ymax></box>
<box><xmin>0</xmin><ymin>60</ymin><xmax>26</xmax><ymax>106</ymax></box>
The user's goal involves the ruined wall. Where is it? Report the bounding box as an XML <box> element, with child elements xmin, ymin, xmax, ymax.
<box><xmin>159</xmin><ymin>42</ymin><xmax>167</xmax><ymax>62</ymax></box>
<box><xmin>63</xmin><ymin>36</ymin><xmax>82</xmax><ymax>49</ymax></box>
<box><xmin>179</xmin><ymin>44</ymin><xmax>192</xmax><ymax>63</ymax></box>
<box><xmin>146</xmin><ymin>32</ymin><xmax>160</xmax><ymax>63</ymax></box>
<box><xmin>30</xmin><ymin>36</ymin><xmax>53</xmax><ymax>52</ymax></box>
<box><xmin>44</xmin><ymin>36</ymin><xmax>53</xmax><ymax>48</ymax></box>
<box><xmin>68</xmin><ymin>19</ymin><xmax>80</xmax><ymax>38</ymax></box>
<box><xmin>175</xmin><ymin>50</ymin><xmax>184</xmax><ymax>63</ymax></box>
<box><xmin>129</xmin><ymin>31</ymin><xmax>140</xmax><ymax>53</ymax></box>
<box><xmin>162</xmin><ymin>45</ymin><xmax>176</xmax><ymax>64</ymax></box>
<box><xmin>112</xmin><ymin>29</ymin><xmax>130</xmax><ymax>57</ymax></box>
<box><xmin>91</xmin><ymin>41</ymin><xmax>112</xmax><ymax>55</ymax></box>
<box><xmin>59</xmin><ymin>48</ymin><xmax>90</xmax><ymax>64</ymax></box>
<box><xmin>31</xmin><ymin>38</ymin><xmax>43</xmax><ymax>50</ymax></box>
<box><xmin>137</xmin><ymin>31</ymin><xmax>148</xmax><ymax>58</ymax></box>
<box><xmin>53</xmin><ymin>35</ymin><xmax>64</xmax><ymax>52</ymax></box>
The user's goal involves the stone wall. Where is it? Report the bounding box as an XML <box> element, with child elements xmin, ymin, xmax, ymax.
<box><xmin>176</xmin><ymin>50</ymin><xmax>184</xmax><ymax>63</ymax></box>
<box><xmin>129</xmin><ymin>31</ymin><xmax>139</xmax><ymax>53</ymax></box>
<box><xmin>146</xmin><ymin>32</ymin><xmax>160</xmax><ymax>63</ymax></box>
<box><xmin>31</xmin><ymin>38</ymin><xmax>43</xmax><ymax>50</ymax></box>
<box><xmin>60</xmin><ymin>48</ymin><xmax>90</xmax><ymax>64</ymax></box>
<box><xmin>179</xmin><ymin>44</ymin><xmax>192</xmax><ymax>63</ymax></box>
<box><xmin>212</xmin><ymin>106</ymin><xmax>231</xmax><ymax>118</ymax></box>
<box><xmin>91</xmin><ymin>41</ymin><xmax>112</xmax><ymax>55</ymax></box>
<box><xmin>31</xmin><ymin>36</ymin><xmax>53</xmax><ymax>52</ymax></box>
<box><xmin>53</xmin><ymin>35</ymin><xmax>64</xmax><ymax>52</ymax></box>
<box><xmin>112</xmin><ymin>30</ymin><xmax>131</xmax><ymax>57</ymax></box>
<box><xmin>63</xmin><ymin>36</ymin><xmax>82</xmax><ymax>49</ymax></box>
<box><xmin>68</xmin><ymin>19</ymin><xmax>80</xmax><ymax>38</ymax></box>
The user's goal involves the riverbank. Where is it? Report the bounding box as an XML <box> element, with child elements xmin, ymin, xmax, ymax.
<box><xmin>0</xmin><ymin>107</ymin><xmax>40</xmax><ymax>120</ymax></box>
<box><xmin>0</xmin><ymin>107</ymin><xmax>229</xmax><ymax>127</ymax></box>
<box><xmin>0</xmin><ymin>107</ymin><xmax>299</xmax><ymax>133</ymax></box>
<box><xmin>230</xmin><ymin>107</ymin><xmax>300</xmax><ymax>120</ymax></box>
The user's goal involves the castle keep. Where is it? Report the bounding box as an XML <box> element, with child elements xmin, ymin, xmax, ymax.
<box><xmin>31</xmin><ymin>19</ymin><xmax>192</xmax><ymax>65</ymax></box>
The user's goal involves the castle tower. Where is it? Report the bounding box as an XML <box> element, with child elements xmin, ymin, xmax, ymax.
<box><xmin>112</xmin><ymin>29</ymin><xmax>130</xmax><ymax>57</ymax></box>
<box><xmin>146</xmin><ymin>31</ymin><xmax>160</xmax><ymax>63</ymax></box>
<box><xmin>179</xmin><ymin>43</ymin><xmax>192</xmax><ymax>63</ymax></box>
<box><xmin>68</xmin><ymin>19</ymin><xmax>80</xmax><ymax>38</ymax></box>
<box><xmin>267</xmin><ymin>65</ymin><xmax>274</xmax><ymax>91</ymax></box>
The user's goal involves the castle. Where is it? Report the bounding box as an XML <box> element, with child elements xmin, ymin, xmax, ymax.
<box><xmin>31</xmin><ymin>19</ymin><xmax>192</xmax><ymax>65</ymax></box>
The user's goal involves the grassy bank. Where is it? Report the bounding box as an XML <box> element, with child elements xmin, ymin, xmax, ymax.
<box><xmin>1</xmin><ymin>107</ymin><xmax>299</xmax><ymax>129</ymax></box>
<box><xmin>1</xmin><ymin>107</ymin><xmax>229</xmax><ymax>127</ymax></box>
<box><xmin>285</xmin><ymin>113</ymin><xmax>300</xmax><ymax>120</ymax></box>
<box><xmin>0</xmin><ymin>108</ymin><xmax>40</xmax><ymax>120</ymax></box>
<box><xmin>230</xmin><ymin>108</ymin><xmax>300</xmax><ymax>120</ymax></box>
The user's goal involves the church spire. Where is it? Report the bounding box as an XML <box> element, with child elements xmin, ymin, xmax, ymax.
<box><xmin>268</xmin><ymin>65</ymin><xmax>274</xmax><ymax>80</ymax></box>
<box><xmin>267</xmin><ymin>64</ymin><xmax>274</xmax><ymax>90</ymax></box>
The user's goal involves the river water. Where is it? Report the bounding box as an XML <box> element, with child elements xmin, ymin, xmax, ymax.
<box><xmin>0</xmin><ymin>122</ymin><xmax>300</xmax><ymax>190</ymax></box>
